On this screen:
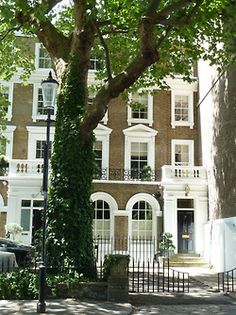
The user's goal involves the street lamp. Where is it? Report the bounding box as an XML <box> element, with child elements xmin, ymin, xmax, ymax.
<box><xmin>37</xmin><ymin>71</ymin><xmax>58</xmax><ymax>313</ymax></box>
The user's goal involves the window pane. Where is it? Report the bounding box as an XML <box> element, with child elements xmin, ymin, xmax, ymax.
<box><xmin>97</xmin><ymin>210</ymin><xmax>103</xmax><ymax>219</ymax></box>
<box><xmin>175</xmin><ymin>144</ymin><xmax>189</xmax><ymax>166</ymax></box>
<box><xmin>175</xmin><ymin>95</ymin><xmax>189</xmax><ymax>122</ymax></box>
<box><xmin>21</xmin><ymin>209</ymin><xmax>31</xmax><ymax>231</ymax></box>
<box><xmin>33</xmin><ymin>200</ymin><xmax>44</xmax><ymax>207</ymax></box>
<box><xmin>21</xmin><ymin>200</ymin><xmax>31</xmax><ymax>207</ymax></box>
<box><xmin>177</xmin><ymin>199</ymin><xmax>194</xmax><ymax>208</ymax></box>
<box><xmin>39</xmin><ymin>46</ymin><xmax>52</xmax><ymax>69</ymax></box>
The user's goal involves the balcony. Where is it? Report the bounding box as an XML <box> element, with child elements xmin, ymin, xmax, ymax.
<box><xmin>2</xmin><ymin>160</ymin><xmax>161</xmax><ymax>182</ymax></box>
<box><xmin>1</xmin><ymin>160</ymin><xmax>207</xmax><ymax>183</ymax></box>
<box><xmin>162</xmin><ymin>165</ymin><xmax>207</xmax><ymax>182</ymax></box>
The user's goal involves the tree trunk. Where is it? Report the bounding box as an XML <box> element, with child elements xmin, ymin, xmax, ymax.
<box><xmin>46</xmin><ymin>55</ymin><xmax>97</xmax><ymax>279</ymax></box>
<box><xmin>209</xmin><ymin>66</ymin><xmax>236</xmax><ymax>220</ymax></box>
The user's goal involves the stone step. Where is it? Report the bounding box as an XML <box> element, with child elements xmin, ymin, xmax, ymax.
<box><xmin>167</xmin><ymin>254</ymin><xmax>209</xmax><ymax>268</ymax></box>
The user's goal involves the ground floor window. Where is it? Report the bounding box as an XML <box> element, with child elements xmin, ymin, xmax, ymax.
<box><xmin>93</xmin><ymin>199</ymin><xmax>110</xmax><ymax>238</ymax></box>
<box><xmin>132</xmin><ymin>200</ymin><xmax>152</xmax><ymax>239</ymax></box>
<box><xmin>20</xmin><ymin>199</ymin><xmax>44</xmax><ymax>244</ymax></box>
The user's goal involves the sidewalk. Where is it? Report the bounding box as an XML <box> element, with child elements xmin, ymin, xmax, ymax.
<box><xmin>0</xmin><ymin>299</ymin><xmax>132</xmax><ymax>314</ymax></box>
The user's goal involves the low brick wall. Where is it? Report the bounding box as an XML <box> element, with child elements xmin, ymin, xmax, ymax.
<box><xmin>107</xmin><ymin>255</ymin><xmax>129</xmax><ymax>302</ymax></box>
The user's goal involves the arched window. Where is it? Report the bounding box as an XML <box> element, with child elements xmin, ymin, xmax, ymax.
<box><xmin>93</xmin><ymin>200</ymin><xmax>110</xmax><ymax>238</ymax></box>
<box><xmin>132</xmin><ymin>200</ymin><xmax>152</xmax><ymax>239</ymax></box>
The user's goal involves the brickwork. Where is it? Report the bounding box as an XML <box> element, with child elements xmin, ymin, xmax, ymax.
<box><xmin>93</xmin><ymin>182</ymin><xmax>160</xmax><ymax>210</ymax></box>
<box><xmin>0</xmin><ymin>212</ymin><xmax>6</xmax><ymax>237</ymax></box>
<box><xmin>115</xmin><ymin>216</ymin><xmax>128</xmax><ymax>239</ymax></box>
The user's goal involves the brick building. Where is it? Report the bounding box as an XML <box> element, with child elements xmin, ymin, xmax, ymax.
<box><xmin>0</xmin><ymin>37</ymin><xmax>208</xmax><ymax>260</ymax></box>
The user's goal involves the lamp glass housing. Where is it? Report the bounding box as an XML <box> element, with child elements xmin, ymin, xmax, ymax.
<box><xmin>41</xmin><ymin>72</ymin><xmax>58</xmax><ymax>108</ymax></box>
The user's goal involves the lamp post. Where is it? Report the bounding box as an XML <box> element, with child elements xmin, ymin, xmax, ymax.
<box><xmin>37</xmin><ymin>71</ymin><xmax>58</xmax><ymax>313</ymax></box>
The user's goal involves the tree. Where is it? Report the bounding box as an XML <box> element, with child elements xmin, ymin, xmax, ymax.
<box><xmin>0</xmin><ymin>0</ymin><xmax>233</xmax><ymax>278</ymax></box>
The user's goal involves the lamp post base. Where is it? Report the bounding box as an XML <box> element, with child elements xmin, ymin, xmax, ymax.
<box><xmin>37</xmin><ymin>301</ymin><xmax>46</xmax><ymax>313</ymax></box>
<box><xmin>37</xmin><ymin>262</ymin><xmax>46</xmax><ymax>313</ymax></box>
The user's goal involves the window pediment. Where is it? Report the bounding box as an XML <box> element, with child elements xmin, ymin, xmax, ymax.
<box><xmin>123</xmin><ymin>124</ymin><xmax>157</xmax><ymax>137</ymax></box>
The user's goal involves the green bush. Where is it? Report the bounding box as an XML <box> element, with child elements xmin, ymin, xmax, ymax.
<box><xmin>0</xmin><ymin>269</ymin><xmax>86</xmax><ymax>299</ymax></box>
<box><xmin>0</xmin><ymin>269</ymin><xmax>38</xmax><ymax>299</ymax></box>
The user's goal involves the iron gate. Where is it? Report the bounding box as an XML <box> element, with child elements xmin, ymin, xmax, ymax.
<box><xmin>129</xmin><ymin>258</ymin><xmax>189</xmax><ymax>293</ymax></box>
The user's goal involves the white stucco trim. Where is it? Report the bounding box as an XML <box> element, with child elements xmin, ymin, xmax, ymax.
<box><xmin>27</xmin><ymin>126</ymin><xmax>55</xmax><ymax>160</ymax></box>
<box><xmin>91</xmin><ymin>192</ymin><xmax>117</xmax><ymax>238</ymax></box>
<box><xmin>2</xmin><ymin>125</ymin><xmax>16</xmax><ymax>159</ymax></box>
<box><xmin>94</xmin><ymin>124</ymin><xmax>112</xmax><ymax>170</ymax></box>
<box><xmin>123</xmin><ymin>124</ymin><xmax>158</xmax><ymax>171</ymax></box>
<box><xmin>0</xmin><ymin>81</ymin><xmax>14</xmax><ymax>121</ymax></box>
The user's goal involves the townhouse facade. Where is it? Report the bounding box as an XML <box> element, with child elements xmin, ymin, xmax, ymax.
<box><xmin>0</xmin><ymin>37</ymin><xmax>208</xmax><ymax>261</ymax></box>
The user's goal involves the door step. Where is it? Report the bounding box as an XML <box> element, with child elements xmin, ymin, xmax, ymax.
<box><xmin>167</xmin><ymin>254</ymin><xmax>209</xmax><ymax>268</ymax></box>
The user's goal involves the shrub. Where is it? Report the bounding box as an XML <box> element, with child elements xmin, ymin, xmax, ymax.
<box><xmin>0</xmin><ymin>269</ymin><xmax>38</xmax><ymax>299</ymax></box>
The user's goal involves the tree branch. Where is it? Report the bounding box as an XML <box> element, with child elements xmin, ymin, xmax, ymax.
<box><xmin>0</xmin><ymin>26</ymin><xmax>21</xmax><ymax>42</ymax></box>
<box><xmin>94</xmin><ymin>22</ymin><xmax>112</xmax><ymax>81</ymax></box>
<box><xmin>42</xmin><ymin>0</ymin><xmax>65</xmax><ymax>14</ymax></box>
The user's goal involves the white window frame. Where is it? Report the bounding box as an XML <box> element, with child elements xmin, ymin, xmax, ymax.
<box><xmin>127</xmin><ymin>91</ymin><xmax>153</xmax><ymax>126</ymax></box>
<box><xmin>123</xmin><ymin>124</ymin><xmax>157</xmax><ymax>175</ymax></box>
<box><xmin>91</xmin><ymin>192</ymin><xmax>117</xmax><ymax>238</ymax></box>
<box><xmin>126</xmin><ymin>193</ymin><xmax>162</xmax><ymax>240</ymax></box>
<box><xmin>0</xmin><ymin>82</ymin><xmax>14</xmax><ymax>121</ymax></box>
<box><xmin>94</xmin><ymin>123</ymin><xmax>112</xmax><ymax>171</ymax></box>
<box><xmin>27</xmin><ymin>126</ymin><xmax>55</xmax><ymax>160</ymax></box>
<box><xmin>32</xmin><ymin>84</ymin><xmax>56</xmax><ymax>122</ymax></box>
<box><xmin>171</xmin><ymin>90</ymin><xmax>194</xmax><ymax>128</ymax></box>
<box><xmin>1</xmin><ymin>125</ymin><xmax>16</xmax><ymax>159</ymax></box>
<box><xmin>35</xmin><ymin>43</ymin><xmax>52</xmax><ymax>70</ymax></box>
<box><xmin>171</xmin><ymin>139</ymin><xmax>194</xmax><ymax>166</ymax></box>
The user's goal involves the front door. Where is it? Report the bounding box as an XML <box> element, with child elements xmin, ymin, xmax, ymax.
<box><xmin>178</xmin><ymin>211</ymin><xmax>194</xmax><ymax>253</ymax></box>
<box><xmin>31</xmin><ymin>209</ymin><xmax>42</xmax><ymax>245</ymax></box>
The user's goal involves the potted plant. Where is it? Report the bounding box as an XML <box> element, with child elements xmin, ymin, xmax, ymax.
<box><xmin>0</xmin><ymin>155</ymin><xmax>8</xmax><ymax>176</ymax></box>
<box><xmin>159</xmin><ymin>232</ymin><xmax>175</xmax><ymax>258</ymax></box>
<box><xmin>5</xmin><ymin>223</ymin><xmax>23</xmax><ymax>240</ymax></box>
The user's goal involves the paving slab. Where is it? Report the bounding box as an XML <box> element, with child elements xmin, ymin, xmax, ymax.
<box><xmin>0</xmin><ymin>299</ymin><xmax>132</xmax><ymax>314</ymax></box>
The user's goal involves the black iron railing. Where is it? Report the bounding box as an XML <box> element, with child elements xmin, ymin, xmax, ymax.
<box><xmin>218</xmin><ymin>268</ymin><xmax>236</xmax><ymax>292</ymax></box>
<box><xmin>93</xmin><ymin>236</ymin><xmax>157</xmax><ymax>264</ymax></box>
<box><xmin>129</xmin><ymin>258</ymin><xmax>189</xmax><ymax>293</ymax></box>
<box><xmin>93</xmin><ymin>168</ymin><xmax>161</xmax><ymax>181</ymax></box>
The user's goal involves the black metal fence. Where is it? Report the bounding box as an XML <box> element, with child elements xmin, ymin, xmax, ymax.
<box><xmin>94</xmin><ymin>236</ymin><xmax>157</xmax><ymax>264</ymax></box>
<box><xmin>129</xmin><ymin>258</ymin><xmax>189</xmax><ymax>293</ymax></box>
<box><xmin>218</xmin><ymin>268</ymin><xmax>236</xmax><ymax>292</ymax></box>
<box><xmin>93</xmin><ymin>168</ymin><xmax>161</xmax><ymax>181</ymax></box>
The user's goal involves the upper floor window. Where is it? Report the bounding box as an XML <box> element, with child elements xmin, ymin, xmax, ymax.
<box><xmin>123</xmin><ymin>124</ymin><xmax>157</xmax><ymax>181</ymax></box>
<box><xmin>0</xmin><ymin>82</ymin><xmax>13</xmax><ymax>121</ymax></box>
<box><xmin>171</xmin><ymin>139</ymin><xmax>194</xmax><ymax>166</ymax></box>
<box><xmin>171</xmin><ymin>91</ymin><xmax>194</xmax><ymax>128</ymax></box>
<box><xmin>93</xmin><ymin>140</ymin><xmax>103</xmax><ymax>177</ymax></box>
<box><xmin>0</xmin><ymin>126</ymin><xmax>16</xmax><ymax>159</ymax></box>
<box><xmin>27</xmin><ymin>126</ymin><xmax>55</xmax><ymax>160</ymax></box>
<box><xmin>130</xmin><ymin>142</ymin><xmax>148</xmax><ymax>179</ymax></box>
<box><xmin>89</xmin><ymin>57</ymin><xmax>100</xmax><ymax>71</ymax></box>
<box><xmin>36</xmin><ymin>140</ymin><xmax>52</xmax><ymax>159</ymax></box>
<box><xmin>32</xmin><ymin>84</ymin><xmax>56</xmax><ymax>121</ymax></box>
<box><xmin>128</xmin><ymin>92</ymin><xmax>153</xmax><ymax>126</ymax></box>
<box><xmin>93</xmin><ymin>124</ymin><xmax>112</xmax><ymax>180</ymax></box>
<box><xmin>35</xmin><ymin>43</ymin><xmax>52</xmax><ymax>70</ymax></box>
